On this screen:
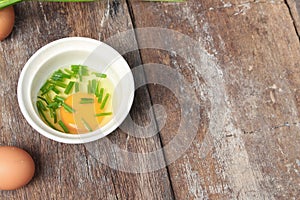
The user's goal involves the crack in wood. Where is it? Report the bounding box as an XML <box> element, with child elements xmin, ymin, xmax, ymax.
<box><xmin>225</xmin><ymin>121</ymin><xmax>299</xmax><ymax>138</ymax></box>
<box><xmin>284</xmin><ymin>0</ymin><xmax>300</xmax><ymax>40</ymax></box>
<box><xmin>83</xmin><ymin>147</ymin><xmax>91</xmax><ymax>179</ymax></box>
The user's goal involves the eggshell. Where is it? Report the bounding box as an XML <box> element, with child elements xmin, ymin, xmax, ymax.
<box><xmin>0</xmin><ymin>146</ymin><xmax>35</xmax><ymax>190</ymax></box>
<box><xmin>0</xmin><ymin>6</ymin><xmax>15</xmax><ymax>41</ymax></box>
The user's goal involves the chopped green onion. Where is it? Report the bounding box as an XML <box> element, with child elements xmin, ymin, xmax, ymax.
<box><xmin>95</xmin><ymin>80</ymin><xmax>100</xmax><ymax>96</ymax></box>
<box><xmin>98</xmin><ymin>88</ymin><xmax>104</xmax><ymax>103</ymax></box>
<box><xmin>47</xmin><ymin>102</ymin><xmax>60</xmax><ymax>109</ymax></box>
<box><xmin>64</xmin><ymin>69</ymin><xmax>75</xmax><ymax>77</ymax></box>
<box><xmin>71</xmin><ymin>66</ymin><xmax>80</xmax><ymax>78</ymax></box>
<box><xmin>81</xmin><ymin>118</ymin><xmax>93</xmax><ymax>132</ymax></box>
<box><xmin>79</xmin><ymin>65</ymin><xmax>89</xmax><ymax>75</ymax></box>
<box><xmin>92</xmin><ymin>72</ymin><xmax>107</xmax><ymax>78</ymax></box>
<box><xmin>78</xmin><ymin>65</ymin><xmax>89</xmax><ymax>81</ymax></box>
<box><xmin>95</xmin><ymin>112</ymin><xmax>112</xmax><ymax>117</ymax></box>
<box><xmin>51</xmin><ymin>75</ymin><xmax>64</xmax><ymax>81</ymax></box>
<box><xmin>57</xmin><ymin>70</ymin><xmax>71</xmax><ymax>79</ymax></box>
<box><xmin>64</xmin><ymin>81</ymin><xmax>75</xmax><ymax>94</ymax></box>
<box><xmin>58</xmin><ymin>120</ymin><xmax>69</xmax><ymax>133</ymax></box>
<box><xmin>36</xmin><ymin>101</ymin><xmax>56</xmax><ymax>130</ymax></box>
<box><xmin>51</xmin><ymin>70</ymin><xmax>71</xmax><ymax>82</ymax></box>
<box><xmin>37</xmin><ymin>100</ymin><xmax>47</xmax><ymax>111</ymax></box>
<box><xmin>41</xmin><ymin>86</ymin><xmax>52</xmax><ymax>96</ymax></box>
<box><xmin>48</xmin><ymin>80</ymin><xmax>67</xmax><ymax>88</ymax></box>
<box><xmin>71</xmin><ymin>65</ymin><xmax>80</xmax><ymax>71</ymax></box>
<box><xmin>49</xmin><ymin>107</ymin><xmax>54</xmax><ymax>118</ymax></box>
<box><xmin>54</xmin><ymin>95</ymin><xmax>65</xmax><ymax>102</ymax></box>
<box><xmin>40</xmin><ymin>81</ymin><xmax>50</xmax><ymax>92</ymax></box>
<box><xmin>81</xmin><ymin>98</ymin><xmax>94</xmax><ymax>101</ymax></box>
<box><xmin>45</xmin><ymin>94</ymin><xmax>52</xmax><ymax>105</ymax></box>
<box><xmin>80</xmin><ymin>98</ymin><xmax>94</xmax><ymax>104</ymax></box>
<box><xmin>37</xmin><ymin>64</ymin><xmax>113</xmax><ymax>133</ymax></box>
<box><xmin>87</xmin><ymin>80</ymin><xmax>90</xmax><ymax>93</ymax></box>
<box><xmin>100</xmin><ymin>93</ymin><xmax>110</xmax><ymax>109</ymax></box>
<box><xmin>91</xmin><ymin>79</ymin><xmax>97</xmax><ymax>94</ymax></box>
<box><xmin>50</xmin><ymin>108</ymin><xmax>57</xmax><ymax>123</ymax></box>
<box><xmin>38</xmin><ymin>96</ymin><xmax>49</xmax><ymax>105</ymax></box>
<box><xmin>75</xmin><ymin>82</ymin><xmax>79</xmax><ymax>93</ymax></box>
<box><xmin>62</xmin><ymin>102</ymin><xmax>75</xmax><ymax>113</ymax></box>
<box><xmin>50</xmin><ymin>85</ymin><xmax>60</xmax><ymax>94</ymax></box>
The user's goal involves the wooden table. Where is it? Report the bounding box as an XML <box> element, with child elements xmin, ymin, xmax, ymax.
<box><xmin>1</xmin><ymin>0</ymin><xmax>300</xmax><ymax>199</ymax></box>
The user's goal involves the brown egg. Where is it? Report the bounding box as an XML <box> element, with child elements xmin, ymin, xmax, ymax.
<box><xmin>0</xmin><ymin>146</ymin><xmax>35</xmax><ymax>190</ymax></box>
<box><xmin>0</xmin><ymin>6</ymin><xmax>15</xmax><ymax>41</ymax></box>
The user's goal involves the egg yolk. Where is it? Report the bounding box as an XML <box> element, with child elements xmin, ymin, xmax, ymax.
<box><xmin>60</xmin><ymin>92</ymin><xmax>112</xmax><ymax>134</ymax></box>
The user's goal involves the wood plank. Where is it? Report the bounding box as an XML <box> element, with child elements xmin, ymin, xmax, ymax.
<box><xmin>129</xmin><ymin>0</ymin><xmax>300</xmax><ymax>199</ymax></box>
<box><xmin>0</xmin><ymin>1</ymin><xmax>173</xmax><ymax>199</ymax></box>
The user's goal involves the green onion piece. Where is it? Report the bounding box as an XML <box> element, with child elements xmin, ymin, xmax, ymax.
<box><xmin>80</xmin><ymin>98</ymin><xmax>94</xmax><ymax>104</ymax></box>
<box><xmin>71</xmin><ymin>65</ymin><xmax>80</xmax><ymax>71</ymax></box>
<box><xmin>95</xmin><ymin>80</ymin><xmax>100</xmax><ymax>96</ymax></box>
<box><xmin>95</xmin><ymin>112</ymin><xmax>112</xmax><ymax>117</ymax></box>
<box><xmin>54</xmin><ymin>95</ymin><xmax>65</xmax><ymax>102</ymax></box>
<box><xmin>51</xmin><ymin>75</ymin><xmax>64</xmax><ymax>81</ymax></box>
<box><xmin>51</xmin><ymin>86</ymin><xmax>60</xmax><ymax>94</ymax></box>
<box><xmin>47</xmin><ymin>102</ymin><xmax>60</xmax><ymax>109</ymax></box>
<box><xmin>49</xmin><ymin>107</ymin><xmax>54</xmax><ymax>118</ymax></box>
<box><xmin>98</xmin><ymin>88</ymin><xmax>104</xmax><ymax>103</ymax></box>
<box><xmin>79</xmin><ymin>65</ymin><xmax>89</xmax><ymax>75</ymax></box>
<box><xmin>87</xmin><ymin>80</ymin><xmax>92</xmax><ymax>94</ymax></box>
<box><xmin>81</xmin><ymin>118</ymin><xmax>93</xmax><ymax>132</ymax></box>
<box><xmin>62</xmin><ymin>102</ymin><xmax>75</xmax><ymax>113</ymax></box>
<box><xmin>38</xmin><ymin>96</ymin><xmax>49</xmax><ymax>105</ymax></box>
<box><xmin>50</xmin><ymin>108</ymin><xmax>57</xmax><ymax>123</ymax></box>
<box><xmin>40</xmin><ymin>81</ymin><xmax>50</xmax><ymax>92</ymax></box>
<box><xmin>100</xmin><ymin>93</ymin><xmax>110</xmax><ymax>109</ymax></box>
<box><xmin>71</xmin><ymin>65</ymin><xmax>80</xmax><ymax>77</ymax></box>
<box><xmin>75</xmin><ymin>82</ymin><xmax>79</xmax><ymax>93</ymax></box>
<box><xmin>48</xmin><ymin>80</ymin><xmax>67</xmax><ymax>88</ymax></box>
<box><xmin>78</xmin><ymin>65</ymin><xmax>89</xmax><ymax>81</ymax></box>
<box><xmin>0</xmin><ymin>0</ymin><xmax>22</xmax><ymax>10</ymax></box>
<box><xmin>64</xmin><ymin>81</ymin><xmax>75</xmax><ymax>94</ymax></box>
<box><xmin>64</xmin><ymin>69</ymin><xmax>75</xmax><ymax>77</ymax></box>
<box><xmin>36</xmin><ymin>101</ymin><xmax>56</xmax><ymax>130</ymax></box>
<box><xmin>81</xmin><ymin>98</ymin><xmax>93</xmax><ymax>100</ymax></box>
<box><xmin>53</xmin><ymin>109</ymin><xmax>57</xmax><ymax>123</ymax></box>
<box><xmin>45</xmin><ymin>94</ymin><xmax>52</xmax><ymax>105</ymax></box>
<box><xmin>58</xmin><ymin>120</ymin><xmax>69</xmax><ymax>133</ymax></box>
<box><xmin>41</xmin><ymin>85</ymin><xmax>52</xmax><ymax>96</ymax></box>
<box><xmin>37</xmin><ymin>100</ymin><xmax>47</xmax><ymax>111</ymax></box>
<box><xmin>91</xmin><ymin>79</ymin><xmax>97</xmax><ymax>94</ymax></box>
<box><xmin>58</xmin><ymin>69</ymin><xmax>71</xmax><ymax>79</ymax></box>
<box><xmin>92</xmin><ymin>72</ymin><xmax>107</xmax><ymax>78</ymax></box>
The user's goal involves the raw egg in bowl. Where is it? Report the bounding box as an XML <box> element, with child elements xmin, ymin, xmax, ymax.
<box><xmin>17</xmin><ymin>37</ymin><xmax>135</xmax><ymax>144</ymax></box>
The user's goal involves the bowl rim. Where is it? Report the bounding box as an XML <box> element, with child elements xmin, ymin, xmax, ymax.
<box><xmin>17</xmin><ymin>37</ymin><xmax>135</xmax><ymax>144</ymax></box>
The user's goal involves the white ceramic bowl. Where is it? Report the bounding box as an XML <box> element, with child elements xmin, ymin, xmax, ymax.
<box><xmin>17</xmin><ymin>37</ymin><xmax>134</xmax><ymax>144</ymax></box>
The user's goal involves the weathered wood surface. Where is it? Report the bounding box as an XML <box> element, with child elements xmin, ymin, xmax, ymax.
<box><xmin>129</xmin><ymin>0</ymin><xmax>300</xmax><ymax>199</ymax></box>
<box><xmin>0</xmin><ymin>1</ymin><xmax>173</xmax><ymax>199</ymax></box>
<box><xmin>0</xmin><ymin>0</ymin><xmax>300</xmax><ymax>199</ymax></box>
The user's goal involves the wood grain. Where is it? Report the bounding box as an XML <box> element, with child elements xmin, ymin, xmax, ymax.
<box><xmin>128</xmin><ymin>0</ymin><xmax>300</xmax><ymax>199</ymax></box>
<box><xmin>1</xmin><ymin>0</ymin><xmax>300</xmax><ymax>199</ymax></box>
<box><xmin>0</xmin><ymin>0</ymin><xmax>173</xmax><ymax>199</ymax></box>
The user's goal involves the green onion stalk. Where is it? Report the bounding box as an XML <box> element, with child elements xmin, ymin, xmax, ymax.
<box><xmin>0</xmin><ymin>0</ymin><xmax>184</xmax><ymax>10</ymax></box>
<box><xmin>0</xmin><ymin>0</ymin><xmax>88</xmax><ymax>9</ymax></box>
